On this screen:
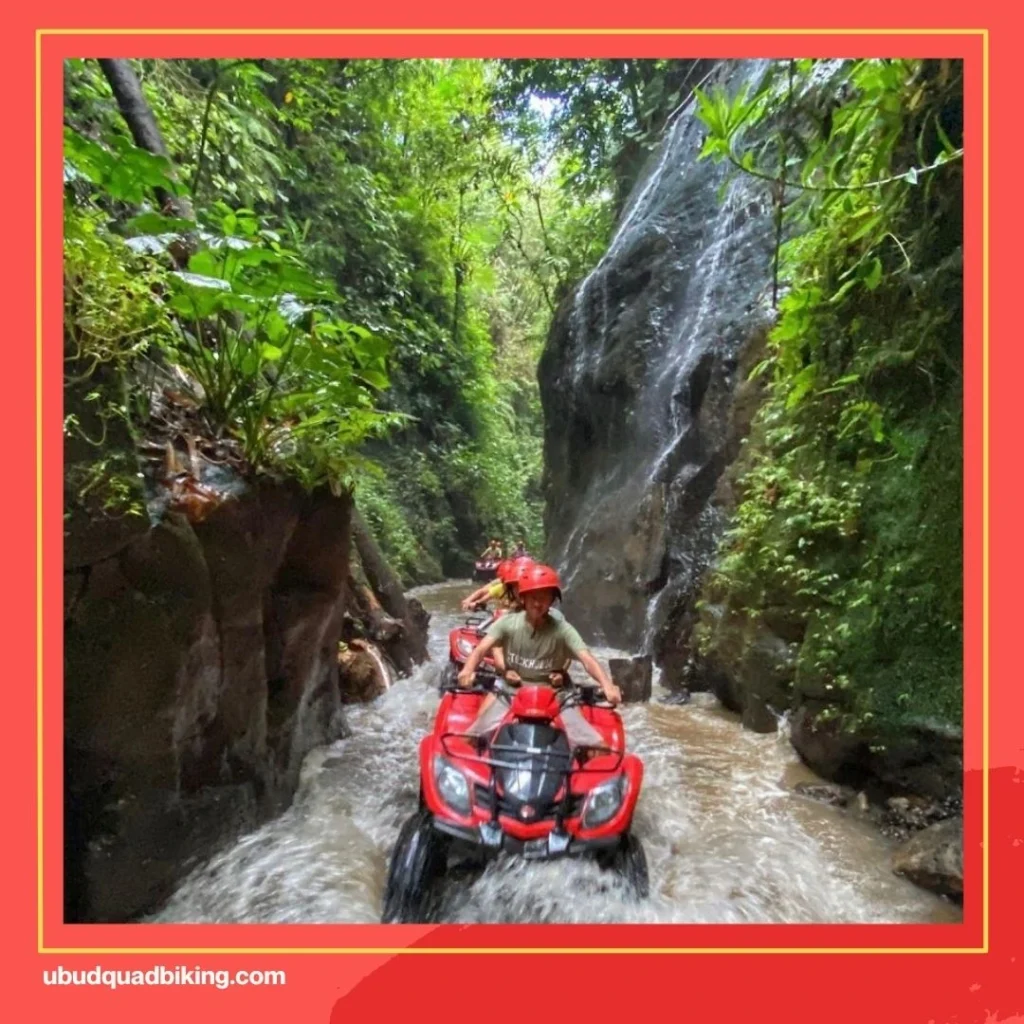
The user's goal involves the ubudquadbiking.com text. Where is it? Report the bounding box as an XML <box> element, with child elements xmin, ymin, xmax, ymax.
<box><xmin>43</xmin><ymin>965</ymin><xmax>286</xmax><ymax>990</ymax></box>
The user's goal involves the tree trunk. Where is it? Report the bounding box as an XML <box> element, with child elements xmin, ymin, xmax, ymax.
<box><xmin>97</xmin><ymin>58</ymin><xmax>193</xmax><ymax>220</ymax></box>
<box><xmin>351</xmin><ymin>506</ymin><xmax>429</xmax><ymax>664</ymax></box>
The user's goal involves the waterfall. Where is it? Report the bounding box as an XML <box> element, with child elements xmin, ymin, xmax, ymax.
<box><xmin>542</xmin><ymin>60</ymin><xmax>781</xmax><ymax>657</ymax></box>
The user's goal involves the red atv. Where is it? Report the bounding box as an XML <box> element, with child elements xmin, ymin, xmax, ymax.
<box><xmin>437</xmin><ymin>609</ymin><xmax>506</xmax><ymax>692</ymax></box>
<box><xmin>473</xmin><ymin>558</ymin><xmax>500</xmax><ymax>582</ymax></box>
<box><xmin>381</xmin><ymin>673</ymin><xmax>648</xmax><ymax>923</ymax></box>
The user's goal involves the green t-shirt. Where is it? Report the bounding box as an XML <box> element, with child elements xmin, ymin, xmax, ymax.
<box><xmin>485</xmin><ymin>610</ymin><xmax>588</xmax><ymax>683</ymax></box>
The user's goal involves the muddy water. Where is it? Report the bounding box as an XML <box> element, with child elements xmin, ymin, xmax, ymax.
<box><xmin>154</xmin><ymin>581</ymin><xmax>960</xmax><ymax>925</ymax></box>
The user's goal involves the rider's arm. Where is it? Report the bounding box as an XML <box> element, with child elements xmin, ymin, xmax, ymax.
<box><xmin>576</xmin><ymin>649</ymin><xmax>616</xmax><ymax>694</ymax></box>
<box><xmin>578</xmin><ymin>652</ymin><xmax>622</xmax><ymax>704</ymax></box>
<box><xmin>461</xmin><ymin>584</ymin><xmax>491</xmax><ymax>609</ymax></box>
<box><xmin>457</xmin><ymin>633</ymin><xmax>500</xmax><ymax>685</ymax></box>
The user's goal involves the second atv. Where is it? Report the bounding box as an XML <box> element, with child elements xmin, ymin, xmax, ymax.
<box><xmin>437</xmin><ymin>609</ymin><xmax>506</xmax><ymax>693</ymax></box>
<box><xmin>473</xmin><ymin>558</ymin><xmax>500</xmax><ymax>582</ymax></box>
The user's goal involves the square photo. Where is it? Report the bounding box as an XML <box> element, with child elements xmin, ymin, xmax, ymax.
<box><xmin>61</xmin><ymin>55</ymin><xmax>964</xmax><ymax>927</ymax></box>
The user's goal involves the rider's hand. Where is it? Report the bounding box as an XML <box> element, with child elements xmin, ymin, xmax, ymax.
<box><xmin>504</xmin><ymin>670</ymin><xmax>522</xmax><ymax>686</ymax></box>
<box><xmin>602</xmin><ymin>683</ymin><xmax>623</xmax><ymax>705</ymax></box>
<box><xmin>548</xmin><ymin>671</ymin><xmax>567</xmax><ymax>688</ymax></box>
<box><xmin>461</xmin><ymin>598</ymin><xmax>474</xmax><ymax>611</ymax></box>
<box><xmin>457</xmin><ymin>668</ymin><xmax>474</xmax><ymax>688</ymax></box>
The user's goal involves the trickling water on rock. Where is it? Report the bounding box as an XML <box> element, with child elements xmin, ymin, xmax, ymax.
<box><xmin>153</xmin><ymin>582</ymin><xmax>959</xmax><ymax>924</ymax></box>
<box><xmin>540</xmin><ymin>60</ymin><xmax>797</xmax><ymax>678</ymax></box>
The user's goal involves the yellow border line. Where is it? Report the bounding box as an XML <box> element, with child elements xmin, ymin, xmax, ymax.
<box><xmin>39</xmin><ymin>946</ymin><xmax>987</xmax><ymax>955</ymax></box>
<box><xmin>41</xmin><ymin>28</ymin><xmax>991</xmax><ymax>954</ymax></box>
<box><xmin>981</xmin><ymin>26</ymin><xmax>990</xmax><ymax>954</ymax></box>
<box><xmin>38</xmin><ymin>27</ymin><xmax>987</xmax><ymax>36</ymax></box>
<box><xmin>36</xmin><ymin>25</ymin><xmax>45</xmax><ymax>952</ymax></box>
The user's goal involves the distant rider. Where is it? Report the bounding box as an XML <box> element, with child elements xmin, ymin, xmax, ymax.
<box><xmin>479</xmin><ymin>537</ymin><xmax>503</xmax><ymax>561</ymax></box>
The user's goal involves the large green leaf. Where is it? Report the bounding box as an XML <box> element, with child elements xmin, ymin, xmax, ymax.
<box><xmin>168</xmin><ymin>272</ymin><xmax>232</xmax><ymax>318</ymax></box>
<box><xmin>125</xmin><ymin>211</ymin><xmax>195</xmax><ymax>235</ymax></box>
<box><xmin>785</xmin><ymin>364</ymin><xmax>818</xmax><ymax>410</ymax></box>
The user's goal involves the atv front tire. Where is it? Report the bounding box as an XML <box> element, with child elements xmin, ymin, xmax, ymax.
<box><xmin>381</xmin><ymin>809</ymin><xmax>448</xmax><ymax>923</ymax></box>
<box><xmin>439</xmin><ymin>660</ymin><xmax>458</xmax><ymax>694</ymax></box>
<box><xmin>601</xmin><ymin>832</ymin><xmax>649</xmax><ymax>900</ymax></box>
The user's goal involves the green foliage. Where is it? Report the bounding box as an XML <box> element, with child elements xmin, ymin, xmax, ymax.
<box><xmin>163</xmin><ymin>205</ymin><xmax>404</xmax><ymax>486</ymax></box>
<box><xmin>64</xmin><ymin>202</ymin><xmax>173</xmax><ymax>379</ymax></box>
<box><xmin>64</xmin><ymin>116</ymin><xmax>402</xmax><ymax>495</ymax></box>
<box><xmin>63</xmin><ymin>201</ymin><xmax>172</xmax><ymax>519</ymax></box>
<box><xmin>355</xmin><ymin>463</ymin><xmax>445</xmax><ymax>584</ymax></box>
<box><xmin>695</xmin><ymin>59</ymin><xmax>963</xmax><ymax>201</ymax></box>
<box><xmin>697</xmin><ymin>59</ymin><xmax>963</xmax><ymax>731</ymax></box>
<box><xmin>496</xmin><ymin>59</ymin><xmax>704</xmax><ymax>208</ymax></box>
<box><xmin>66</xmin><ymin>57</ymin><xmax>622</xmax><ymax>571</ymax></box>
<box><xmin>257</xmin><ymin>58</ymin><xmax>562</xmax><ymax>567</ymax></box>
<box><xmin>64</xmin><ymin>125</ymin><xmax>184</xmax><ymax>205</ymax></box>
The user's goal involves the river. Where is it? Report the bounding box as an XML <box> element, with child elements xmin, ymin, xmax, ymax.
<box><xmin>153</xmin><ymin>581</ymin><xmax>960</xmax><ymax>925</ymax></box>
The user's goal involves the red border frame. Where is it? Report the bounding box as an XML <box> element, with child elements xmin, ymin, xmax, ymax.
<box><xmin>5</xmin><ymin>3</ymin><xmax>1021</xmax><ymax>1021</ymax></box>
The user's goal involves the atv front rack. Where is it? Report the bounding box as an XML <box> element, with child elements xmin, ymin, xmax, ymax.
<box><xmin>439</xmin><ymin>730</ymin><xmax>625</xmax><ymax>775</ymax></box>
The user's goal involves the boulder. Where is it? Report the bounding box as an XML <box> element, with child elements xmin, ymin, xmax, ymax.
<box><xmin>689</xmin><ymin>600</ymin><xmax>795</xmax><ymax>733</ymax></box>
<box><xmin>742</xmin><ymin>693</ymin><xmax>780</xmax><ymax>734</ymax></box>
<box><xmin>891</xmin><ymin>817</ymin><xmax>963</xmax><ymax>900</ymax></box>
<box><xmin>792</xmin><ymin>782</ymin><xmax>852</xmax><ymax>808</ymax></box>
<box><xmin>609</xmin><ymin>656</ymin><xmax>653</xmax><ymax>702</ymax></box>
<box><xmin>658</xmin><ymin>689</ymin><xmax>692</xmax><ymax>706</ymax></box>
<box><xmin>337</xmin><ymin>640</ymin><xmax>393</xmax><ymax>704</ymax></box>
<box><xmin>880</xmin><ymin>794</ymin><xmax>962</xmax><ymax>842</ymax></box>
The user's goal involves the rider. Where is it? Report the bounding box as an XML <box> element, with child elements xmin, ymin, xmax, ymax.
<box><xmin>479</xmin><ymin>538</ymin><xmax>503</xmax><ymax>561</ymax></box>
<box><xmin>511</xmin><ymin>539</ymin><xmax>528</xmax><ymax>558</ymax></box>
<box><xmin>457</xmin><ymin>564</ymin><xmax>622</xmax><ymax>747</ymax></box>
<box><xmin>461</xmin><ymin>556</ymin><xmax>534</xmax><ymax>612</ymax></box>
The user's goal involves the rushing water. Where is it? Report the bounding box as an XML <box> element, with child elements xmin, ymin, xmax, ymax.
<box><xmin>154</xmin><ymin>581</ymin><xmax>960</xmax><ymax>925</ymax></box>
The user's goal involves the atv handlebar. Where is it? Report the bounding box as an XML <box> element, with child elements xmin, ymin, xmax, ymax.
<box><xmin>440</xmin><ymin>668</ymin><xmax>502</xmax><ymax>696</ymax></box>
<box><xmin>556</xmin><ymin>682</ymin><xmax>616</xmax><ymax>710</ymax></box>
<box><xmin>442</xmin><ymin>671</ymin><xmax>616</xmax><ymax>709</ymax></box>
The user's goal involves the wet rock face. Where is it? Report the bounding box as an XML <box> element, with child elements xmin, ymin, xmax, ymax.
<box><xmin>540</xmin><ymin>60</ymin><xmax>777</xmax><ymax>664</ymax></box>
<box><xmin>788</xmin><ymin>707</ymin><xmax>964</xmax><ymax>804</ymax></box>
<box><xmin>688</xmin><ymin>600</ymin><xmax>797</xmax><ymax>732</ymax></box>
<box><xmin>891</xmin><ymin>817</ymin><xmax>963</xmax><ymax>900</ymax></box>
<box><xmin>64</xmin><ymin>481</ymin><xmax>356</xmax><ymax>922</ymax></box>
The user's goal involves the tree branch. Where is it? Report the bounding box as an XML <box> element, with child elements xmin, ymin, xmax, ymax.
<box><xmin>727</xmin><ymin>146</ymin><xmax>963</xmax><ymax>195</ymax></box>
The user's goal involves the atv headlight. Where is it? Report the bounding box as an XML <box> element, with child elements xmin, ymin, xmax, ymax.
<box><xmin>433</xmin><ymin>755</ymin><xmax>471</xmax><ymax>815</ymax></box>
<box><xmin>456</xmin><ymin>637</ymin><xmax>476</xmax><ymax>657</ymax></box>
<box><xmin>581</xmin><ymin>776</ymin><xmax>626</xmax><ymax>829</ymax></box>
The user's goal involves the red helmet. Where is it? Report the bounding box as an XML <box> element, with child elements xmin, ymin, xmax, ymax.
<box><xmin>516</xmin><ymin>563</ymin><xmax>562</xmax><ymax>601</ymax></box>
<box><xmin>495</xmin><ymin>559</ymin><xmax>517</xmax><ymax>583</ymax></box>
<box><xmin>509</xmin><ymin>556</ymin><xmax>535</xmax><ymax>584</ymax></box>
<box><xmin>508</xmin><ymin>557</ymin><xmax>536</xmax><ymax>593</ymax></box>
